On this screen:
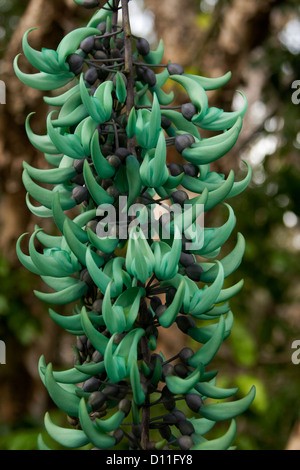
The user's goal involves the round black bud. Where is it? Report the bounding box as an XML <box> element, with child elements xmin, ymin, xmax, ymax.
<box><xmin>93</xmin><ymin>39</ymin><xmax>104</xmax><ymax>51</ymax></box>
<box><xmin>155</xmin><ymin>304</ymin><xmax>167</xmax><ymax>319</ymax></box>
<box><xmin>172</xmin><ymin>410</ymin><xmax>186</xmax><ymax>422</ymax></box>
<box><xmin>181</xmin><ymin>102</ymin><xmax>197</xmax><ymax>121</ymax></box>
<box><xmin>186</xmin><ymin>263</ymin><xmax>203</xmax><ymax>282</ymax></box>
<box><xmin>106</xmin><ymin>155</ymin><xmax>121</xmax><ymax>168</ymax></box>
<box><xmin>106</xmin><ymin>185</ymin><xmax>120</xmax><ymax>199</ymax></box>
<box><xmin>103</xmin><ymin>384</ymin><xmax>119</xmax><ymax>398</ymax></box>
<box><xmin>73</xmin><ymin>158</ymin><xmax>85</xmax><ymax>173</ymax></box>
<box><xmin>167</xmin><ymin>62</ymin><xmax>184</xmax><ymax>75</ymax></box>
<box><xmin>72</xmin><ymin>186</ymin><xmax>89</xmax><ymax>204</ymax></box>
<box><xmin>179</xmin><ymin>252</ymin><xmax>195</xmax><ymax>267</ymax></box>
<box><xmin>80</xmin><ymin>268</ymin><xmax>93</xmax><ymax>286</ymax></box>
<box><xmin>80</xmin><ymin>36</ymin><xmax>95</xmax><ymax>54</ymax></box>
<box><xmin>101</xmin><ymin>178</ymin><xmax>113</xmax><ymax>190</ymax></box>
<box><xmin>115</xmin><ymin>147</ymin><xmax>131</xmax><ymax>161</ymax></box>
<box><xmin>162</xmin><ymin>396</ymin><xmax>176</xmax><ymax>411</ymax></box>
<box><xmin>82</xmin><ymin>0</ymin><xmax>100</xmax><ymax>9</ymax></box>
<box><xmin>161</xmin><ymin>116</ymin><xmax>172</xmax><ymax>129</ymax></box>
<box><xmin>66</xmin><ymin>54</ymin><xmax>84</xmax><ymax>75</ymax></box>
<box><xmin>136</xmin><ymin>65</ymin><xmax>146</xmax><ymax>80</ymax></box>
<box><xmin>91</xmin><ymin>350</ymin><xmax>103</xmax><ymax>363</ymax></box>
<box><xmin>183</xmin><ymin>163</ymin><xmax>199</xmax><ymax>177</ymax></box>
<box><xmin>136</xmin><ymin>37</ymin><xmax>150</xmax><ymax>56</ymax></box>
<box><xmin>162</xmin><ymin>364</ymin><xmax>174</xmax><ymax>380</ymax></box>
<box><xmin>178</xmin><ymin>435</ymin><xmax>193</xmax><ymax>450</ymax></box>
<box><xmin>76</xmin><ymin>336</ymin><xmax>86</xmax><ymax>352</ymax></box>
<box><xmin>172</xmin><ymin>190</ymin><xmax>189</xmax><ymax>206</ymax></box>
<box><xmin>146</xmin><ymin>325</ymin><xmax>158</xmax><ymax>339</ymax></box>
<box><xmin>97</xmin><ymin>21</ymin><xmax>107</xmax><ymax>34</ymax></box>
<box><xmin>168</xmin><ymin>163</ymin><xmax>184</xmax><ymax>176</ymax></box>
<box><xmin>71</xmin><ymin>173</ymin><xmax>85</xmax><ymax>185</ymax></box>
<box><xmin>115</xmin><ymin>37</ymin><xmax>124</xmax><ymax>50</ymax></box>
<box><xmin>143</xmin><ymin>67</ymin><xmax>157</xmax><ymax>87</ymax></box>
<box><xmin>178</xmin><ymin>420</ymin><xmax>195</xmax><ymax>436</ymax></box>
<box><xmin>175</xmin><ymin>134</ymin><xmax>195</xmax><ymax>154</ymax></box>
<box><xmin>185</xmin><ymin>393</ymin><xmax>203</xmax><ymax>413</ymax></box>
<box><xmin>175</xmin><ymin>315</ymin><xmax>196</xmax><ymax>334</ymax></box>
<box><xmin>174</xmin><ymin>363</ymin><xmax>189</xmax><ymax>378</ymax></box>
<box><xmin>112</xmin><ymin>428</ymin><xmax>124</xmax><ymax>445</ymax></box>
<box><xmin>92</xmin><ymin>298</ymin><xmax>103</xmax><ymax>313</ymax></box>
<box><xmin>179</xmin><ymin>347</ymin><xmax>194</xmax><ymax>364</ymax></box>
<box><xmin>118</xmin><ymin>398</ymin><xmax>131</xmax><ymax>416</ymax></box>
<box><xmin>86</xmin><ymin>219</ymin><xmax>98</xmax><ymax>233</ymax></box>
<box><xmin>88</xmin><ymin>391</ymin><xmax>106</xmax><ymax>410</ymax></box>
<box><xmin>93</xmin><ymin>50</ymin><xmax>108</xmax><ymax>60</ymax></box>
<box><xmin>150</xmin><ymin>296</ymin><xmax>162</xmax><ymax>312</ymax></box>
<box><xmin>111</xmin><ymin>48</ymin><xmax>122</xmax><ymax>59</ymax></box>
<box><xmin>97</xmin><ymin>65</ymin><xmax>109</xmax><ymax>80</ymax></box>
<box><xmin>163</xmin><ymin>413</ymin><xmax>177</xmax><ymax>424</ymax></box>
<box><xmin>83</xmin><ymin>377</ymin><xmax>101</xmax><ymax>393</ymax></box>
<box><xmin>159</xmin><ymin>425</ymin><xmax>172</xmax><ymax>440</ymax></box>
<box><xmin>84</xmin><ymin>67</ymin><xmax>98</xmax><ymax>85</ymax></box>
<box><xmin>166</xmin><ymin>287</ymin><xmax>177</xmax><ymax>305</ymax></box>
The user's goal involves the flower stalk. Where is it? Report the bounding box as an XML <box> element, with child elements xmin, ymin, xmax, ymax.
<box><xmin>14</xmin><ymin>0</ymin><xmax>255</xmax><ymax>451</ymax></box>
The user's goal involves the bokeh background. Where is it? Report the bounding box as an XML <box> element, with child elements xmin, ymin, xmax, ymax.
<box><xmin>0</xmin><ymin>0</ymin><xmax>300</xmax><ymax>450</ymax></box>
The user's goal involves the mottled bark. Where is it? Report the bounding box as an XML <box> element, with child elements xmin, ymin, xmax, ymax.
<box><xmin>0</xmin><ymin>0</ymin><xmax>82</xmax><ymax>425</ymax></box>
<box><xmin>0</xmin><ymin>0</ymin><xmax>83</xmax><ymax>261</ymax></box>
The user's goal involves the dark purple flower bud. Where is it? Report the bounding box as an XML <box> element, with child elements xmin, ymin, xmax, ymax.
<box><xmin>72</xmin><ymin>186</ymin><xmax>89</xmax><ymax>204</ymax></box>
<box><xmin>168</xmin><ymin>163</ymin><xmax>184</xmax><ymax>176</ymax></box>
<box><xmin>84</xmin><ymin>67</ymin><xmax>98</xmax><ymax>85</ymax></box>
<box><xmin>185</xmin><ymin>393</ymin><xmax>203</xmax><ymax>412</ymax></box>
<box><xmin>80</xmin><ymin>36</ymin><xmax>95</xmax><ymax>54</ymax></box>
<box><xmin>136</xmin><ymin>37</ymin><xmax>150</xmax><ymax>56</ymax></box>
<box><xmin>66</xmin><ymin>54</ymin><xmax>84</xmax><ymax>75</ymax></box>
<box><xmin>183</xmin><ymin>163</ymin><xmax>199</xmax><ymax>177</ymax></box>
<box><xmin>175</xmin><ymin>316</ymin><xmax>197</xmax><ymax>334</ymax></box>
<box><xmin>143</xmin><ymin>68</ymin><xmax>157</xmax><ymax>87</ymax></box>
<box><xmin>83</xmin><ymin>377</ymin><xmax>101</xmax><ymax>392</ymax></box>
<box><xmin>88</xmin><ymin>391</ymin><xmax>106</xmax><ymax>410</ymax></box>
<box><xmin>175</xmin><ymin>134</ymin><xmax>195</xmax><ymax>154</ymax></box>
<box><xmin>179</xmin><ymin>347</ymin><xmax>194</xmax><ymax>364</ymax></box>
<box><xmin>180</xmin><ymin>252</ymin><xmax>195</xmax><ymax>267</ymax></box>
<box><xmin>167</xmin><ymin>62</ymin><xmax>184</xmax><ymax>75</ymax></box>
<box><xmin>181</xmin><ymin>102</ymin><xmax>197</xmax><ymax>121</ymax></box>
<box><xmin>178</xmin><ymin>435</ymin><xmax>193</xmax><ymax>450</ymax></box>
<box><xmin>186</xmin><ymin>263</ymin><xmax>204</xmax><ymax>282</ymax></box>
<box><xmin>172</xmin><ymin>190</ymin><xmax>189</xmax><ymax>206</ymax></box>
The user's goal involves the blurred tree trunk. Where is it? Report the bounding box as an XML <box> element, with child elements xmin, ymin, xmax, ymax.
<box><xmin>0</xmin><ymin>0</ymin><xmax>82</xmax><ymax>425</ymax></box>
<box><xmin>0</xmin><ymin>0</ymin><xmax>84</xmax><ymax>261</ymax></box>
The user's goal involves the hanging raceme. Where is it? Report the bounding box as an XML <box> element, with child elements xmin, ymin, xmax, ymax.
<box><xmin>15</xmin><ymin>0</ymin><xmax>255</xmax><ymax>451</ymax></box>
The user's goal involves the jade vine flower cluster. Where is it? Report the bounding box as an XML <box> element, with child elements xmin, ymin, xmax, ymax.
<box><xmin>15</xmin><ymin>0</ymin><xmax>255</xmax><ymax>450</ymax></box>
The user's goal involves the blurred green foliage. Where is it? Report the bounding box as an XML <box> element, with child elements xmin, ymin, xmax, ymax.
<box><xmin>0</xmin><ymin>0</ymin><xmax>26</xmax><ymax>57</ymax></box>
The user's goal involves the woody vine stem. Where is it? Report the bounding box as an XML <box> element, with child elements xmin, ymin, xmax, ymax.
<box><xmin>121</xmin><ymin>0</ymin><xmax>150</xmax><ymax>448</ymax></box>
<box><xmin>121</xmin><ymin>0</ymin><xmax>136</xmax><ymax>156</ymax></box>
